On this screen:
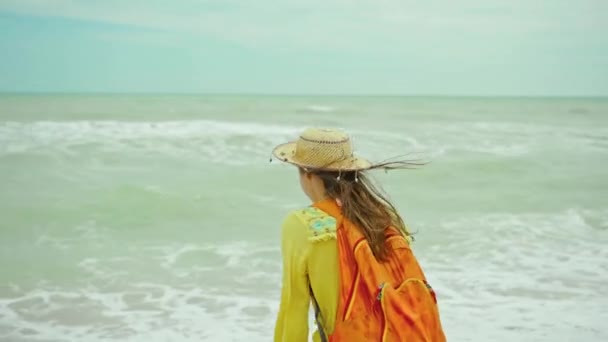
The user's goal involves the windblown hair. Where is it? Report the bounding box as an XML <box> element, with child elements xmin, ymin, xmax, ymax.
<box><xmin>301</xmin><ymin>159</ymin><xmax>424</xmax><ymax>261</ymax></box>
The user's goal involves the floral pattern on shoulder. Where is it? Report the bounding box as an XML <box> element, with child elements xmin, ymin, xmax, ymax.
<box><xmin>300</xmin><ymin>207</ymin><xmax>337</xmax><ymax>242</ymax></box>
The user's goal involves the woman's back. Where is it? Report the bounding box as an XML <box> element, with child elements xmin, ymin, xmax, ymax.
<box><xmin>274</xmin><ymin>207</ymin><xmax>339</xmax><ymax>342</ymax></box>
<box><xmin>271</xmin><ymin>127</ymin><xmax>444</xmax><ymax>341</ymax></box>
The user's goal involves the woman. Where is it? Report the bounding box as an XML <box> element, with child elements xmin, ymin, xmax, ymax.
<box><xmin>272</xmin><ymin>128</ymin><xmax>445</xmax><ymax>342</ymax></box>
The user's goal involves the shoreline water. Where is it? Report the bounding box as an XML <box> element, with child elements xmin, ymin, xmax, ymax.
<box><xmin>1</xmin><ymin>95</ymin><xmax>606</xmax><ymax>341</ymax></box>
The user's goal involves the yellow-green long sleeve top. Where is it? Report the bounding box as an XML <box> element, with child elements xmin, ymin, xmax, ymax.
<box><xmin>274</xmin><ymin>207</ymin><xmax>339</xmax><ymax>342</ymax></box>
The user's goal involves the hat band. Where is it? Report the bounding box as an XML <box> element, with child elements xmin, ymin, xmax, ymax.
<box><xmin>299</xmin><ymin>135</ymin><xmax>350</xmax><ymax>144</ymax></box>
<box><xmin>296</xmin><ymin>149</ymin><xmax>351</xmax><ymax>169</ymax></box>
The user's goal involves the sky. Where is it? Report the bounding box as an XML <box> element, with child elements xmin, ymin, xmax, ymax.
<box><xmin>0</xmin><ymin>0</ymin><xmax>606</xmax><ymax>96</ymax></box>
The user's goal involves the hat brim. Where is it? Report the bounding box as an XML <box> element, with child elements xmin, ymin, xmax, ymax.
<box><xmin>272</xmin><ymin>142</ymin><xmax>373</xmax><ymax>171</ymax></box>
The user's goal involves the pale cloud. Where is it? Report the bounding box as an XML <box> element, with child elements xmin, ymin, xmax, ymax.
<box><xmin>95</xmin><ymin>30</ymin><xmax>187</xmax><ymax>47</ymax></box>
<box><xmin>1</xmin><ymin>0</ymin><xmax>606</xmax><ymax>94</ymax></box>
<box><xmin>1</xmin><ymin>0</ymin><xmax>606</xmax><ymax>52</ymax></box>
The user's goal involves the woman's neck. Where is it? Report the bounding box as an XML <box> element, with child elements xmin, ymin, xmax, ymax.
<box><xmin>309</xmin><ymin>193</ymin><xmax>328</xmax><ymax>204</ymax></box>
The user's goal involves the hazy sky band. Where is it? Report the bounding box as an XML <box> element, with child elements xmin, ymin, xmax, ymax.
<box><xmin>0</xmin><ymin>0</ymin><xmax>606</xmax><ymax>96</ymax></box>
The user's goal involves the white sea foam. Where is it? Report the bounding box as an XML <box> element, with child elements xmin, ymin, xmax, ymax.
<box><xmin>2</xmin><ymin>97</ymin><xmax>607</xmax><ymax>342</ymax></box>
<box><xmin>0</xmin><ymin>120</ymin><xmax>301</xmax><ymax>166</ymax></box>
<box><xmin>304</xmin><ymin>105</ymin><xmax>335</xmax><ymax>113</ymax></box>
<box><xmin>0</xmin><ymin>286</ymin><xmax>281</xmax><ymax>342</ymax></box>
<box><xmin>1</xmin><ymin>239</ymin><xmax>284</xmax><ymax>342</ymax></box>
<box><xmin>423</xmin><ymin>209</ymin><xmax>608</xmax><ymax>341</ymax></box>
<box><xmin>2</xmin><ymin>209</ymin><xmax>607</xmax><ymax>341</ymax></box>
<box><xmin>1</xmin><ymin>119</ymin><xmax>606</xmax><ymax>168</ymax></box>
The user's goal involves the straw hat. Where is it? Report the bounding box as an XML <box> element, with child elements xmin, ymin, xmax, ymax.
<box><xmin>272</xmin><ymin>128</ymin><xmax>373</xmax><ymax>171</ymax></box>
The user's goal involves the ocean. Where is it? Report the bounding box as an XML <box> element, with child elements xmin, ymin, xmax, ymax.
<box><xmin>0</xmin><ymin>95</ymin><xmax>607</xmax><ymax>342</ymax></box>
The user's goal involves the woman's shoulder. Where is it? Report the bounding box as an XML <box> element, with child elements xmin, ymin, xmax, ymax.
<box><xmin>286</xmin><ymin>206</ymin><xmax>337</xmax><ymax>242</ymax></box>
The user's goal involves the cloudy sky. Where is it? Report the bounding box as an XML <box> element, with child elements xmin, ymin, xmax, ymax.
<box><xmin>0</xmin><ymin>0</ymin><xmax>606</xmax><ymax>95</ymax></box>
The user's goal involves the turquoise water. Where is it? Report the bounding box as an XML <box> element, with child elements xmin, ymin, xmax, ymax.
<box><xmin>0</xmin><ymin>95</ymin><xmax>607</xmax><ymax>341</ymax></box>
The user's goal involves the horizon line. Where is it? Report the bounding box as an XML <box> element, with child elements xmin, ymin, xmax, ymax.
<box><xmin>1</xmin><ymin>91</ymin><xmax>607</xmax><ymax>99</ymax></box>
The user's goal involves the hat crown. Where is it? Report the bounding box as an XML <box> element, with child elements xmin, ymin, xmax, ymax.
<box><xmin>295</xmin><ymin>128</ymin><xmax>353</xmax><ymax>168</ymax></box>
